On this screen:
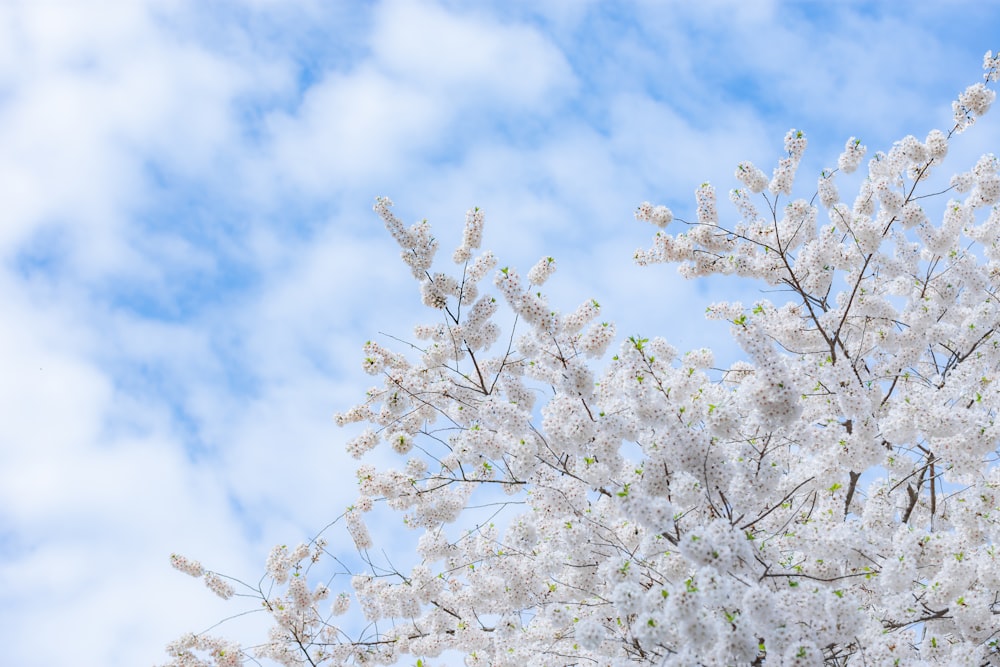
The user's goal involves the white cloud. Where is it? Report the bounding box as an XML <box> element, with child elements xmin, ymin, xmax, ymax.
<box><xmin>0</xmin><ymin>270</ymin><xmax>254</xmax><ymax>665</ymax></box>
<box><xmin>372</xmin><ymin>0</ymin><xmax>573</xmax><ymax>104</ymax></box>
<box><xmin>265</xmin><ymin>67</ymin><xmax>446</xmax><ymax>191</ymax></box>
<box><xmin>263</xmin><ymin>0</ymin><xmax>575</xmax><ymax>196</ymax></box>
<box><xmin>0</xmin><ymin>1</ymin><xmax>288</xmax><ymax>277</ymax></box>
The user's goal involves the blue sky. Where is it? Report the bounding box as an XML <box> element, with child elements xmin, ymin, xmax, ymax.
<box><xmin>1</xmin><ymin>1</ymin><xmax>998</xmax><ymax>665</ymax></box>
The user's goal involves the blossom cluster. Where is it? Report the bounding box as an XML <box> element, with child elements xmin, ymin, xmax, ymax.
<box><xmin>164</xmin><ymin>51</ymin><xmax>1000</xmax><ymax>666</ymax></box>
<box><xmin>170</xmin><ymin>554</ymin><xmax>233</xmax><ymax>600</ymax></box>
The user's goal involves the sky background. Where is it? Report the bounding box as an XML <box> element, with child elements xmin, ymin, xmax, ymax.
<box><xmin>1</xmin><ymin>1</ymin><xmax>999</xmax><ymax>665</ymax></box>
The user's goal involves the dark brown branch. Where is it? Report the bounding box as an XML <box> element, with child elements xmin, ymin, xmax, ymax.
<box><xmin>740</xmin><ymin>476</ymin><xmax>816</xmax><ymax>531</ymax></box>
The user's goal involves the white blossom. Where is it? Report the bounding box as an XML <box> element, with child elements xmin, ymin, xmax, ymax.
<box><xmin>165</xmin><ymin>51</ymin><xmax>1000</xmax><ymax>667</ymax></box>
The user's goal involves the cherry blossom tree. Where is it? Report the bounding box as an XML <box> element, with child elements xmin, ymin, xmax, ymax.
<box><xmin>165</xmin><ymin>51</ymin><xmax>1000</xmax><ymax>666</ymax></box>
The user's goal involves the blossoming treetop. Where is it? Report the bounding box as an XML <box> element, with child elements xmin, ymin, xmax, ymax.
<box><xmin>166</xmin><ymin>51</ymin><xmax>1000</xmax><ymax>666</ymax></box>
